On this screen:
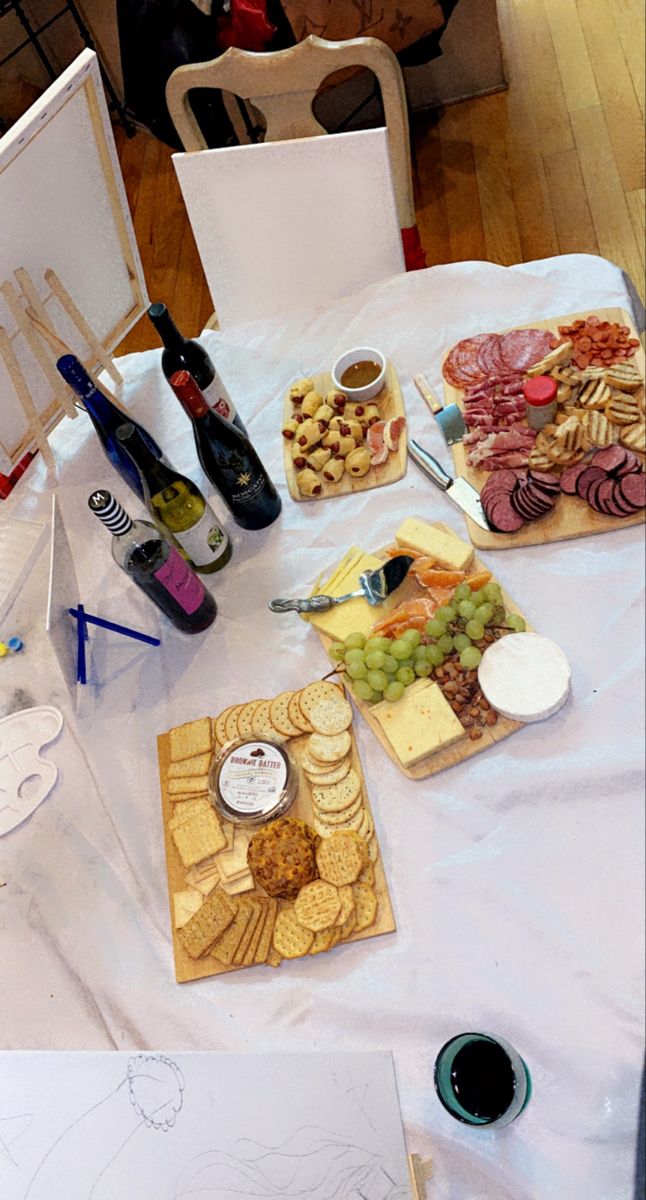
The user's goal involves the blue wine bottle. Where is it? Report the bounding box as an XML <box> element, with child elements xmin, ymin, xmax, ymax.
<box><xmin>56</xmin><ymin>355</ymin><xmax>162</xmax><ymax>501</ymax></box>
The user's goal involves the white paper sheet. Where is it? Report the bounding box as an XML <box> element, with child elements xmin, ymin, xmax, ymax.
<box><xmin>0</xmin><ymin>515</ymin><xmax>48</xmax><ymax>626</ymax></box>
<box><xmin>0</xmin><ymin>1051</ymin><xmax>412</xmax><ymax>1200</ymax></box>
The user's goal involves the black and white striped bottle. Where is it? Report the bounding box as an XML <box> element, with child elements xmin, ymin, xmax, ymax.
<box><xmin>88</xmin><ymin>490</ymin><xmax>216</xmax><ymax>634</ymax></box>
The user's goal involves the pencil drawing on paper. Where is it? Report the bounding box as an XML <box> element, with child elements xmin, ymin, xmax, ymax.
<box><xmin>22</xmin><ymin>1055</ymin><xmax>184</xmax><ymax>1199</ymax></box>
<box><xmin>172</xmin><ymin>1124</ymin><xmax>408</xmax><ymax>1199</ymax></box>
<box><xmin>0</xmin><ymin>1114</ymin><xmax>32</xmax><ymax>1168</ymax></box>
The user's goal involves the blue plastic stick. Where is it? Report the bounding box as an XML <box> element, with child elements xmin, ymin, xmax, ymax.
<box><xmin>76</xmin><ymin>603</ymin><xmax>87</xmax><ymax>685</ymax></box>
<box><xmin>68</xmin><ymin>608</ymin><xmax>161</xmax><ymax>647</ymax></box>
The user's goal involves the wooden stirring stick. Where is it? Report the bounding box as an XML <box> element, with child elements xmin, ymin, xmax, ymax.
<box><xmin>0</xmin><ymin>326</ymin><xmax>55</xmax><ymax>470</ymax></box>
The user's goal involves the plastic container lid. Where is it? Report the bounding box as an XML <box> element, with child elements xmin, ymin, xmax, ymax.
<box><xmin>522</xmin><ymin>376</ymin><xmax>558</xmax><ymax>406</ymax></box>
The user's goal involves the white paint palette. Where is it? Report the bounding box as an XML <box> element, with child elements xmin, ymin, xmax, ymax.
<box><xmin>0</xmin><ymin>704</ymin><xmax>63</xmax><ymax>837</ymax></box>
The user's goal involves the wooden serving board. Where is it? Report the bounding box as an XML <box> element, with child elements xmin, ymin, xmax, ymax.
<box><xmin>311</xmin><ymin>525</ymin><xmax>533</xmax><ymax>781</ymax></box>
<box><xmin>157</xmin><ymin>702</ymin><xmax>396</xmax><ymax>983</ymax></box>
<box><xmin>283</xmin><ymin>360</ymin><xmax>407</xmax><ymax>501</ymax></box>
<box><xmin>439</xmin><ymin>308</ymin><xmax>645</xmax><ymax>550</ymax></box>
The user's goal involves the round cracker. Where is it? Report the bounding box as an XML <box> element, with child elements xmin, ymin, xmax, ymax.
<box><xmin>250</xmin><ymin>700</ymin><xmax>272</xmax><ymax>736</ymax></box>
<box><xmin>301</xmin><ymin>754</ymin><xmax>352</xmax><ymax>786</ymax></box>
<box><xmin>312</xmin><ymin>768</ymin><xmax>361</xmax><ymax>813</ymax></box>
<box><xmin>215</xmin><ymin>705</ymin><xmax>237</xmax><ymax>747</ymax></box>
<box><xmin>314</xmin><ymin>794</ymin><xmax>363</xmax><ymax>829</ymax></box>
<box><xmin>236</xmin><ymin>700</ymin><xmax>260</xmax><ymax>739</ymax></box>
<box><xmin>288</xmin><ymin>690</ymin><xmax>313</xmax><ymax>733</ymax></box>
<box><xmin>299</xmin><ymin>680</ymin><xmax>347</xmax><ymax>722</ymax></box>
<box><xmin>307</xmin><ymin>730</ymin><xmax>351</xmax><ymax>764</ymax></box>
<box><xmin>352</xmin><ymin>882</ymin><xmax>378</xmax><ymax>931</ymax></box>
<box><xmin>224</xmin><ymin>704</ymin><xmax>244</xmax><ymax>744</ymax></box>
<box><xmin>269</xmin><ymin>691</ymin><xmax>303</xmax><ymax>737</ymax></box>
<box><xmin>307</xmin><ymin>693</ymin><xmax>353</xmax><ymax>736</ymax></box>
<box><xmin>357</xmin><ymin>809</ymin><xmax>374</xmax><ymax>842</ymax></box>
<box><xmin>294</xmin><ymin>880</ymin><xmax>341</xmax><ymax>932</ymax></box>
<box><xmin>333</xmin><ymin>884</ymin><xmax>355</xmax><ymax>928</ymax></box>
<box><xmin>315</xmin><ymin>802</ymin><xmax>366</xmax><ymax>837</ymax></box>
<box><xmin>272</xmin><ymin>906</ymin><xmax>314</xmax><ymax>958</ymax></box>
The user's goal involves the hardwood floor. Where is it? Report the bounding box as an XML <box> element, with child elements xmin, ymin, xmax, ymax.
<box><xmin>115</xmin><ymin>0</ymin><xmax>645</xmax><ymax>356</ymax></box>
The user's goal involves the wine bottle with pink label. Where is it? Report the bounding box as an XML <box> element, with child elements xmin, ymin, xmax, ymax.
<box><xmin>88</xmin><ymin>491</ymin><xmax>216</xmax><ymax>635</ymax></box>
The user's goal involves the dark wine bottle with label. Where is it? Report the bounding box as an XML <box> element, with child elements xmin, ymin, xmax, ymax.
<box><xmin>147</xmin><ymin>302</ymin><xmax>248</xmax><ymax>435</ymax></box>
<box><xmin>116</xmin><ymin>423</ymin><xmax>232</xmax><ymax>574</ymax></box>
<box><xmin>56</xmin><ymin>355</ymin><xmax>162</xmax><ymax>502</ymax></box>
<box><xmin>88</xmin><ymin>490</ymin><xmax>217</xmax><ymax>634</ymax></box>
<box><xmin>169</xmin><ymin>370</ymin><xmax>282</xmax><ymax>532</ymax></box>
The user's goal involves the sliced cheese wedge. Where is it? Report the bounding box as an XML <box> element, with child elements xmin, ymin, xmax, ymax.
<box><xmin>478</xmin><ymin>633</ymin><xmax>571</xmax><ymax>723</ymax></box>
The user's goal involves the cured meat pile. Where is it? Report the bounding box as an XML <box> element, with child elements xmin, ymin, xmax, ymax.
<box><xmin>480</xmin><ymin>469</ymin><xmax>561</xmax><ymax>533</ymax></box>
<box><xmin>560</xmin><ymin>447</ymin><xmax>646</xmax><ymax>517</ymax></box>
<box><xmin>443</xmin><ymin>328</ymin><xmax>558</xmax><ymax>470</ymax></box>
<box><xmin>557</xmin><ymin>315</ymin><xmax>641</xmax><ymax>371</ymax></box>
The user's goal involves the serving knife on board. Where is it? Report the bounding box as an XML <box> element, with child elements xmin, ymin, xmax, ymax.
<box><xmin>408</xmin><ymin>439</ymin><xmax>493</xmax><ymax>532</ymax></box>
<box><xmin>413</xmin><ymin>373</ymin><xmax>466</xmax><ymax>445</ymax></box>
<box><xmin>269</xmin><ymin>554</ymin><xmax>415</xmax><ymax>614</ymax></box>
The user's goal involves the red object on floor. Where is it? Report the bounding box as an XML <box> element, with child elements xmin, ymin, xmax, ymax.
<box><xmin>402</xmin><ymin>224</ymin><xmax>427</xmax><ymax>271</ymax></box>
<box><xmin>217</xmin><ymin>0</ymin><xmax>276</xmax><ymax>51</ymax></box>
<box><xmin>0</xmin><ymin>451</ymin><xmax>36</xmax><ymax>500</ymax></box>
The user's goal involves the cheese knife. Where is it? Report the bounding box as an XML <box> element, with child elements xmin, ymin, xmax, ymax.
<box><xmin>413</xmin><ymin>373</ymin><xmax>466</xmax><ymax>445</ymax></box>
<box><xmin>408</xmin><ymin>439</ymin><xmax>492</xmax><ymax>531</ymax></box>
<box><xmin>269</xmin><ymin>554</ymin><xmax>415</xmax><ymax>614</ymax></box>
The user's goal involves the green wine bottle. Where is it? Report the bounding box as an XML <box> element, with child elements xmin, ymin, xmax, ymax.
<box><xmin>116</xmin><ymin>423</ymin><xmax>232</xmax><ymax>574</ymax></box>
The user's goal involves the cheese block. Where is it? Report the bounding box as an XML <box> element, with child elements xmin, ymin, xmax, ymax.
<box><xmin>478</xmin><ymin>633</ymin><xmax>571</xmax><ymax>722</ymax></box>
<box><xmin>372</xmin><ymin>679</ymin><xmax>466</xmax><ymax>767</ymax></box>
<box><xmin>395</xmin><ymin>518</ymin><xmax>473</xmax><ymax>571</ymax></box>
<box><xmin>320</xmin><ymin>545</ymin><xmax>362</xmax><ymax>594</ymax></box>
<box><xmin>306</xmin><ymin>552</ymin><xmax>396</xmax><ymax>640</ymax></box>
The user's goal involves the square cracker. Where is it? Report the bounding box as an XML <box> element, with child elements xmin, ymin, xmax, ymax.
<box><xmin>168</xmin><ymin>775</ymin><xmax>209</xmax><ymax>796</ymax></box>
<box><xmin>233</xmin><ymin>897</ymin><xmax>263</xmax><ymax>964</ymax></box>
<box><xmin>168</xmin><ymin>752</ymin><xmax>212</xmax><ymax>779</ymax></box>
<box><xmin>211</xmin><ymin>896</ymin><xmax>254</xmax><ymax>965</ymax></box>
<box><xmin>255</xmin><ymin>898</ymin><xmax>278</xmax><ymax>964</ymax></box>
<box><xmin>171</xmin><ymin>808</ymin><xmax>226</xmax><ymax>868</ymax></box>
<box><xmin>169</xmin><ymin>717</ymin><xmax>212</xmax><ymax>762</ymax></box>
<box><xmin>244</xmin><ymin>900</ymin><xmax>269</xmax><ymax>965</ymax></box>
<box><xmin>169</xmin><ymin>797</ymin><xmax>211</xmax><ymax>827</ymax></box>
<box><xmin>178</xmin><ymin>887</ymin><xmax>236</xmax><ymax>958</ymax></box>
<box><xmin>173</xmin><ymin>888</ymin><xmax>203</xmax><ymax>929</ymax></box>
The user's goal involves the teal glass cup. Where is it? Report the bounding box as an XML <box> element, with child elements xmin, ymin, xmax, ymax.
<box><xmin>434</xmin><ymin>1032</ymin><xmax>532</xmax><ymax>1128</ymax></box>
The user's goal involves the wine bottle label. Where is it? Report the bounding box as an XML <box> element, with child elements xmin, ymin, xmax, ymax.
<box><xmin>172</xmin><ymin>505</ymin><xmax>230</xmax><ymax>568</ymax></box>
<box><xmin>154</xmin><ymin>546</ymin><xmax>206</xmax><ymax>614</ymax></box>
<box><xmin>230</xmin><ymin>470</ymin><xmax>267</xmax><ymax>506</ymax></box>
<box><xmin>200</xmin><ymin>375</ymin><xmax>238</xmax><ymax>425</ymax></box>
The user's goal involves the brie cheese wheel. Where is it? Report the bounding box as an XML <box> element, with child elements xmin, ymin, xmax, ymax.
<box><xmin>478</xmin><ymin>633</ymin><xmax>571</xmax><ymax>723</ymax></box>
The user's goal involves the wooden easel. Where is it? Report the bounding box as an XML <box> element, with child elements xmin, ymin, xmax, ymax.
<box><xmin>0</xmin><ymin>266</ymin><xmax>125</xmax><ymax>475</ymax></box>
<box><xmin>408</xmin><ymin>1153</ymin><xmax>433</xmax><ymax>1198</ymax></box>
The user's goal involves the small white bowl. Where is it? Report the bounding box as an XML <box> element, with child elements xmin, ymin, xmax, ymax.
<box><xmin>331</xmin><ymin>346</ymin><xmax>387</xmax><ymax>403</ymax></box>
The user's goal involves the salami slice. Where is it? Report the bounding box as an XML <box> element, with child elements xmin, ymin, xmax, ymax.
<box><xmin>587</xmin><ymin>476</ymin><xmax>609</xmax><ymax>513</ymax></box>
<box><xmin>616</xmin><ymin>450</ymin><xmax>643</xmax><ymax>477</ymax></box>
<box><xmin>560</xmin><ymin>462</ymin><xmax>589</xmax><ymax>495</ymax></box>
<box><xmin>609</xmin><ymin>480</ymin><xmax>641</xmax><ymax>516</ymax></box>
<box><xmin>527</xmin><ymin>470</ymin><xmax>561</xmax><ymax>494</ymax></box>
<box><xmin>589</xmin><ymin>445</ymin><xmax>628</xmax><ymax>475</ymax></box>
<box><xmin>576</xmin><ymin>466</ymin><xmax>607</xmax><ymax>501</ymax></box>
<box><xmin>595</xmin><ymin>477</ymin><xmax>621</xmax><ymax>515</ymax></box>
<box><xmin>618</xmin><ymin>472</ymin><xmax>646</xmax><ymax>509</ymax></box>
<box><xmin>499</xmin><ymin>329</ymin><xmax>557</xmax><ymax>372</ymax></box>
<box><xmin>480</xmin><ymin>468</ymin><xmax>518</xmax><ymax>498</ymax></box>
<box><xmin>486</xmin><ymin>492</ymin><xmax>525</xmax><ymax>533</ymax></box>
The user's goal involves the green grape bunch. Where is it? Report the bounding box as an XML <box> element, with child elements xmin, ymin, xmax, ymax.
<box><xmin>327</xmin><ymin>577</ymin><xmax>525</xmax><ymax>704</ymax></box>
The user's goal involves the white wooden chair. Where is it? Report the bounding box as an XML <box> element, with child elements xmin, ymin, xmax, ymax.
<box><xmin>166</xmin><ymin>34</ymin><xmax>416</xmax><ymax>233</ymax></box>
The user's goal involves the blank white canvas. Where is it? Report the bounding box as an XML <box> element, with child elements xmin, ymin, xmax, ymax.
<box><xmin>172</xmin><ymin>128</ymin><xmax>405</xmax><ymax>327</ymax></box>
<box><xmin>0</xmin><ymin>1050</ymin><xmax>413</xmax><ymax>1199</ymax></box>
<box><xmin>0</xmin><ymin>50</ymin><xmax>147</xmax><ymax>469</ymax></box>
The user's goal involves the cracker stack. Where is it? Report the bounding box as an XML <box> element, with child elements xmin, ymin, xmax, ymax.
<box><xmin>164</xmin><ymin>680</ymin><xmax>381</xmax><ymax>974</ymax></box>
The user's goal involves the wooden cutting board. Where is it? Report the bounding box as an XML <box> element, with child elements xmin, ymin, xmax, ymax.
<box><xmin>310</xmin><ymin>526</ymin><xmax>534</xmax><ymax>781</ymax></box>
<box><xmin>283</xmin><ymin>360</ymin><xmax>407</xmax><ymax>501</ymax></box>
<box><xmin>157</xmin><ymin>697</ymin><xmax>396</xmax><ymax>983</ymax></box>
<box><xmin>439</xmin><ymin>308</ymin><xmax>645</xmax><ymax>550</ymax></box>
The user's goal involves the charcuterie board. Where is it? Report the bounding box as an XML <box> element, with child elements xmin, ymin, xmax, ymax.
<box><xmin>306</xmin><ymin>523</ymin><xmax>540</xmax><ymax>781</ymax></box>
<box><xmin>157</xmin><ymin>683</ymin><xmax>395</xmax><ymax>983</ymax></box>
<box><xmin>282</xmin><ymin>360</ymin><xmax>407</xmax><ymax>501</ymax></box>
<box><xmin>439</xmin><ymin>308</ymin><xmax>645</xmax><ymax>549</ymax></box>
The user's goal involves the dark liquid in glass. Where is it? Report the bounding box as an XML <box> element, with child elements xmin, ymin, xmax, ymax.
<box><xmin>451</xmin><ymin>1040</ymin><xmax>516</xmax><ymax>1121</ymax></box>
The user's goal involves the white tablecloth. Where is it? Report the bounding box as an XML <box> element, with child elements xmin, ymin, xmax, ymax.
<box><xmin>1</xmin><ymin>255</ymin><xmax>644</xmax><ymax>1200</ymax></box>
